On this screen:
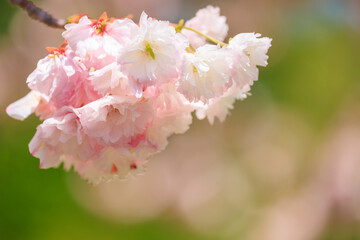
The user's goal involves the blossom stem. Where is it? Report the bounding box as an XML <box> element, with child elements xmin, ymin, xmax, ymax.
<box><xmin>177</xmin><ymin>25</ymin><xmax>227</xmax><ymax>47</ymax></box>
<box><xmin>10</xmin><ymin>0</ymin><xmax>66</xmax><ymax>29</ymax></box>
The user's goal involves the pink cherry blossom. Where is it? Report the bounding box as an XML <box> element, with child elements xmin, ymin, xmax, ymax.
<box><xmin>88</xmin><ymin>62</ymin><xmax>130</xmax><ymax>96</ymax></box>
<box><xmin>147</xmin><ymin>83</ymin><xmax>194</xmax><ymax>151</ymax></box>
<box><xmin>26</xmin><ymin>48</ymin><xmax>86</xmax><ymax>109</ymax></box>
<box><xmin>6</xmin><ymin>9</ymin><xmax>271</xmax><ymax>183</ymax></box>
<box><xmin>63</xmin><ymin>14</ymin><xmax>138</xmax><ymax>70</ymax></box>
<box><xmin>29</xmin><ymin>107</ymin><xmax>144</xmax><ymax>184</ymax></box>
<box><xmin>75</xmin><ymin>95</ymin><xmax>153</xmax><ymax>147</ymax></box>
<box><xmin>183</xmin><ymin>6</ymin><xmax>228</xmax><ymax>48</ymax></box>
<box><xmin>29</xmin><ymin>108</ymin><xmax>83</xmax><ymax>169</ymax></box>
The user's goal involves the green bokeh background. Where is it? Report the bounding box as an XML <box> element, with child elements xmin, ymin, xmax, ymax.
<box><xmin>1</xmin><ymin>0</ymin><xmax>360</xmax><ymax>239</ymax></box>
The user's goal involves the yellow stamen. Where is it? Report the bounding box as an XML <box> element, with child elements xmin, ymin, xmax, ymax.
<box><xmin>144</xmin><ymin>41</ymin><xmax>155</xmax><ymax>60</ymax></box>
<box><xmin>186</xmin><ymin>47</ymin><xmax>195</xmax><ymax>54</ymax></box>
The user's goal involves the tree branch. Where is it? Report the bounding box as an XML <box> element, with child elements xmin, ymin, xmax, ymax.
<box><xmin>10</xmin><ymin>0</ymin><xmax>66</xmax><ymax>29</ymax></box>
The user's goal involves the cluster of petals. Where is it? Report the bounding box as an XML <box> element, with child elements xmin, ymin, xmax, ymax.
<box><xmin>6</xmin><ymin>6</ymin><xmax>271</xmax><ymax>183</ymax></box>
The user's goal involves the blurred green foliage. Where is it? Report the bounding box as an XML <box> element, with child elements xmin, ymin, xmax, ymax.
<box><xmin>0</xmin><ymin>118</ymin><xmax>216</xmax><ymax>240</ymax></box>
<box><xmin>0</xmin><ymin>0</ymin><xmax>17</xmax><ymax>37</ymax></box>
<box><xmin>261</xmin><ymin>13</ymin><xmax>360</xmax><ymax>128</ymax></box>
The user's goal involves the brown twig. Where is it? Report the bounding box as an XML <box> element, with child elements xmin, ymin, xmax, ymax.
<box><xmin>10</xmin><ymin>0</ymin><xmax>66</xmax><ymax>29</ymax></box>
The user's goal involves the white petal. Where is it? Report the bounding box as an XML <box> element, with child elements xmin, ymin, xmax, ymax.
<box><xmin>6</xmin><ymin>91</ymin><xmax>41</xmax><ymax>121</ymax></box>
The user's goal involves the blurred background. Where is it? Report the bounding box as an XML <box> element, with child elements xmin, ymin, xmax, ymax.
<box><xmin>1</xmin><ymin>0</ymin><xmax>360</xmax><ymax>239</ymax></box>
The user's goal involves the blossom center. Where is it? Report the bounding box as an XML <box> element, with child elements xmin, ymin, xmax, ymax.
<box><xmin>45</xmin><ymin>46</ymin><xmax>66</xmax><ymax>57</ymax></box>
<box><xmin>92</xmin><ymin>12</ymin><xmax>109</xmax><ymax>35</ymax></box>
<box><xmin>94</xmin><ymin>20</ymin><xmax>107</xmax><ymax>35</ymax></box>
<box><xmin>106</xmin><ymin>105</ymin><xmax>120</xmax><ymax>119</ymax></box>
<box><xmin>144</xmin><ymin>41</ymin><xmax>155</xmax><ymax>60</ymax></box>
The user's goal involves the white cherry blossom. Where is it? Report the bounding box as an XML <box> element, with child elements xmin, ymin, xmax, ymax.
<box><xmin>119</xmin><ymin>12</ymin><xmax>188</xmax><ymax>96</ymax></box>
<box><xmin>178</xmin><ymin>44</ymin><xmax>232</xmax><ymax>103</ymax></box>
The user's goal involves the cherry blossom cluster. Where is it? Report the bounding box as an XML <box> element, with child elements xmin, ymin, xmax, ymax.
<box><xmin>6</xmin><ymin>6</ymin><xmax>271</xmax><ymax>183</ymax></box>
